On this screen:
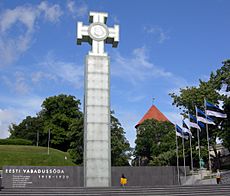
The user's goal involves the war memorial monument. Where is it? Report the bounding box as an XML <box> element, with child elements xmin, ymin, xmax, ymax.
<box><xmin>77</xmin><ymin>11</ymin><xmax>119</xmax><ymax>187</ymax></box>
<box><xmin>1</xmin><ymin>12</ymin><xmax>179</xmax><ymax>190</ymax></box>
<box><xmin>1</xmin><ymin>11</ymin><xmax>230</xmax><ymax>196</ymax></box>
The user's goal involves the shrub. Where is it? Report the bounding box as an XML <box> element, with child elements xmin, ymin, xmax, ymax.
<box><xmin>0</xmin><ymin>138</ymin><xmax>33</xmax><ymax>145</ymax></box>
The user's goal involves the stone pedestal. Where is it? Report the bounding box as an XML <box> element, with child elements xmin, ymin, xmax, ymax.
<box><xmin>84</xmin><ymin>55</ymin><xmax>111</xmax><ymax>187</ymax></box>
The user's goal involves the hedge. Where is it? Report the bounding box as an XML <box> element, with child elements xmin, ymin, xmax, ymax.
<box><xmin>0</xmin><ymin>138</ymin><xmax>33</xmax><ymax>145</ymax></box>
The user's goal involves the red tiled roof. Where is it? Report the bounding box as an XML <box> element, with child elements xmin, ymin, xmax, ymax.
<box><xmin>135</xmin><ymin>105</ymin><xmax>170</xmax><ymax>128</ymax></box>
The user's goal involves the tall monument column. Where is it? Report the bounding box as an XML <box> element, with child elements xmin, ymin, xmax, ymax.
<box><xmin>77</xmin><ymin>12</ymin><xmax>119</xmax><ymax>187</ymax></box>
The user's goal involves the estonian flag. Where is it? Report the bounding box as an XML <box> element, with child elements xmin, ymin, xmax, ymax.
<box><xmin>182</xmin><ymin>120</ymin><xmax>192</xmax><ymax>136</ymax></box>
<box><xmin>176</xmin><ymin>124</ymin><xmax>189</xmax><ymax>139</ymax></box>
<box><xmin>196</xmin><ymin>107</ymin><xmax>215</xmax><ymax>125</ymax></box>
<box><xmin>198</xmin><ymin>121</ymin><xmax>205</xmax><ymax>129</ymax></box>
<box><xmin>205</xmin><ymin>100</ymin><xmax>227</xmax><ymax>118</ymax></box>
<box><xmin>189</xmin><ymin>114</ymin><xmax>201</xmax><ymax>130</ymax></box>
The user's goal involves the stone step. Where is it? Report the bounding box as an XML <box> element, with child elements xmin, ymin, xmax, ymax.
<box><xmin>1</xmin><ymin>192</ymin><xmax>230</xmax><ymax>196</ymax></box>
<box><xmin>2</xmin><ymin>184</ymin><xmax>230</xmax><ymax>191</ymax></box>
<box><xmin>1</xmin><ymin>185</ymin><xmax>230</xmax><ymax>196</ymax></box>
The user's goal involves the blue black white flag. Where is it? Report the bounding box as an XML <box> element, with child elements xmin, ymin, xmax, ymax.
<box><xmin>227</xmin><ymin>84</ymin><xmax>230</xmax><ymax>92</ymax></box>
<box><xmin>196</xmin><ymin>107</ymin><xmax>215</xmax><ymax>125</ymax></box>
<box><xmin>176</xmin><ymin>124</ymin><xmax>189</xmax><ymax>140</ymax></box>
<box><xmin>198</xmin><ymin>121</ymin><xmax>205</xmax><ymax>129</ymax></box>
<box><xmin>189</xmin><ymin>114</ymin><xmax>201</xmax><ymax>130</ymax></box>
<box><xmin>205</xmin><ymin>100</ymin><xmax>227</xmax><ymax>118</ymax></box>
<box><xmin>182</xmin><ymin>120</ymin><xmax>192</xmax><ymax>136</ymax></box>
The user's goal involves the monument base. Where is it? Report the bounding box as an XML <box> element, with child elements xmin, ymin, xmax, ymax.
<box><xmin>84</xmin><ymin>55</ymin><xmax>111</xmax><ymax>187</ymax></box>
<box><xmin>2</xmin><ymin>166</ymin><xmax>181</xmax><ymax>188</ymax></box>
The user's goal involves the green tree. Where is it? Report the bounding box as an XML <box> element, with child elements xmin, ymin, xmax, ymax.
<box><xmin>40</xmin><ymin>94</ymin><xmax>82</xmax><ymax>151</ymax></box>
<box><xmin>65</xmin><ymin>111</ymin><xmax>131</xmax><ymax>166</ymax></box>
<box><xmin>169</xmin><ymin>60</ymin><xmax>230</xmax><ymax>168</ymax></box>
<box><xmin>9</xmin><ymin>116</ymin><xmax>45</xmax><ymax>146</ymax></box>
<box><xmin>134</xmin><ymin>119</ymin><xmax>175</xmax><ymax>166</ymax></box>
<box><xmin>111</xmin><ymin>112</ymin><xmax>131</xmax><ymax>166</ymax></box>
<box><xmin>9</xmin><ymin>94</ymin><xmax>83</xmax><ymax>152</ymax></box>
<box><xmin>209</xmin><ymin>60</ymin><xmax>230</xmax><ymax>151</ymax></box>
<box><xmin>8</xmin><ymin>94</ymin><xmax>131</xmax><ymax>166</ymax></box>
<box><xmin>67</xmin><ymin>117</ymin><xmax>84</xmax><ymax>165</ymax></box>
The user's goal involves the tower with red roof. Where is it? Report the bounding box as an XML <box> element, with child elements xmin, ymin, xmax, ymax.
<box><xmin>135</xmin><ymin>105</ymin><xmax>170</xmax><ymax>128</ymax></box>
<box><xmin>134</xmin><ymin>105</ymin><xmax>171</xmax><ymax>166</ymax></box>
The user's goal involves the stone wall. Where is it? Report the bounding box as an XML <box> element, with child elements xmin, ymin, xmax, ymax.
<box><xmin>2</xmin><ymin>166</ymin><xmax>187</xmax><ymax>188</ymax></box>
<box><xmin>221</xmin><ymin>171</ymin><xmax>230</xmax><ymax>184</ymax></box>
<box><xmin>112</xmin><ymin>166</ymin><xmax>179</xmax><ymax>186</ymax></box>
<box><xmin>2</xmin><ymin>166</ymin><xmax>83</xmax><ymax>188</ymax></box>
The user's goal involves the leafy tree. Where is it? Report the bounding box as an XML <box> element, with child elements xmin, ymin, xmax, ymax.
<box><xmin>40</xmin><ymin>94</ymin><xmax>82</xmax><ymax>151</ymax></box>
<box><xmin>66</xmin><ymin>111</ymin><xmax>131</xmax><ymax>166</ymax></box>
<box><xmin>169</xmin><ymin>59</ymin><xmax>230</xmax><ymax>169</ymax></box>
<box><xmin>169</xmin><ymin>82</ymin><xmax>219</xmax><ymax>116</ymax></box>
<box><xmin>9</xmin><ymin>94</ymin><xmax>131</xmax><ymax>166</ymax></box>
<box><xmin>9</xmin><ymin>116</ymin><xmax>45</xmax><ymax>146</ymax></box>
<box><xmin>134</xmin><ymin>119</ymin><xmax>175</xmax><ymax>166</ymax></box>
<box><xmin>67</xmin><ymin>117</ymin><xmax>84</xmax><ymax>165</ymax></box>
<box><xmin>111</xmin><ymin>112</ymin><xmax>131</xmax><ymax>166</ymax></box>
<box><xmin>9</xmin><ymin>94</ymin><xmax>83</xmax><ymax>152</ymax></box>
<box><xmin>150</xmin><ymin>149</ymin><xmax>176</xmax><ymax>166</ymax></box>
<box><xmin>209</xmin><ymin>60</ymin><xmax>230</xmax><ymax>151</ymax></box>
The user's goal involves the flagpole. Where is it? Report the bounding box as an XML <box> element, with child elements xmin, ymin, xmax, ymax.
<box><xmin>197</xmin><ymin>128</ymin><xmax>201</xmax><ymax>169</ymax></box>
<box><xmin>187</xmin><ymin>114</ymin><xmax>194</xmax><ymax>173</ymax></box>
<box><xmin>182</xmin><ymin>135</ymin><xmax>186</xmax><ymax>181</ymax></box>
<box><xmin>36</xmin><ymin>130</ymin><xmax>39</xmax><ymax>147</ymax></box>
<box><xmin>204</xmin><ymin>99</ymin><xmax>212</xmax><ymax>178</ymax></box>
<box><xmin>175</xmin><ymin>125</ymin><xmax>180</xmax><ymax>185</ymax></box>
<box><xmin>189</xmin><ymin>134</ymin><xmax>194</xmax><ymax>173</ymax></box>
<box><xmin>195</xmin><ymin>107</ymin><xmax>202</xmax><ymax>179</ymax></box>
<box><xmin>206</xmin><ymin>123</ymin><xmax>212</xmax><ymax>178</ymax></box>
<box><xmin>48</xmin><ymin>128</ymin><xmax>50</xmax><ymax>155</ymax></box>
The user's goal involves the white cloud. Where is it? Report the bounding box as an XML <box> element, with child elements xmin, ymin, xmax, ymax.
<box><xmin>164</xmin><ymin>111</ymin><xmax>183</xmax><ymax>126</ymax></box>
<box><xmin>0</xmin><ymin>108</ymin><xmax>21</xmax><ymax>138</ymax></box>
<box><xmin>38</xmin><ymin>1</ymin><xmax>63</xmax><ymax>23</ymax></box>
<box><xmin>0</xmin><ymin>96</ymin><xmax>44</xmax><ymax>138</ymax></box>
<box><xmin>31</xmin><ymin>71</ymin><xmax>57</xmax><ymax>83</ymax></box>
<box><xmin>113</xmin><ymin>109</ymin><xmax>140</xmax><ymax>148</ymax></box>
<box><xmin>1</xmin><ymin>55</ymin><xmax>84</xmax><ymax>96</ymax></box>
<box><xmin>67</xmin><ymin>0</ymin><xmax>88</xmax><ymax>18</ymax></box>
<box><xmin>0</xmin><ymin>96</ymin><xmax>43</xmax><ymax>113</ymax></box>
<box><xmin>55</xmin><ymin>62</ymin><xmax>84</xmax><ymax>89</ymax></box>
<box><xmin>167</xmin><ymin>76</ymin><xmax>190</xmax><ymax>96</ymax></box>
<box><xmin>15</xmin><ymin>72</ymin><xmax>30</xmax><ymax>94</ymax></box>
<box><xmin>112</xmin><ymin>47</ymin><xmax>176</xmax><ymax>86</ymax></box>
<box><xmin>0</xmin><ymin>33</ymin><xmax>33</xmax><ymax>67</ymax></box>
<box><xmin>129</xmin><ymin>95</ymin><xmax>146</xmax><ymax>103</ymax></box>
<box><xmin>0</xmin><ymin>6</ymin><xmax>36</xmax><ymax>33</ymax></box>
<box><xmin>22</xmin><ymin>97</ymin><xmax>44</xmax><ymax>112</ymax></box>
<box><xmin>0</xmin><ymin>96</ymin><xmax>43</xmax><ymax>138</ymax></box>
<box><xmin>144</xmin><ymin>26</ymin><xmax>170</xmax><ymax>44</ymax></box>
<box><xmin>0</xmin><ymin>5</ymin><xmax>35</xmax><ymax>66</ymax></box>
<box><xmin>0</xmin><ymin>2</ymin><xmax>63</xmax><ymax>67</ymax></box>
<box><xmin>2</xmin><ymin>72</ymin><xmax>30</xmax><ymax>94</ymax></box>
<box><xmin>67</xmin><ymin>1</ymin><xmax>75</xmax><ymax>14</ymax></box>
<box><xmin>38</xmin><ymin>55</ymin><xmax>84</xmax><ymax>89</ymax></box>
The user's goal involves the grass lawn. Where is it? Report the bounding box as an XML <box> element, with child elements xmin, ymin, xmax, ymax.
<box><xmin>0</xmin><ymin>145</ymin><xmax>76</xmax><ymax>169</ymax></box>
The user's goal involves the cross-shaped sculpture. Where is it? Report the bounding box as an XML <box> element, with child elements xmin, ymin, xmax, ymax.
<box><xmin>77</xmin><ymin>11</ymin><xmax>119</xmax><ymax>187</ymax></box>
<box><xmin>77</xmin><ymin>12</ymin><xmax>119</xmax><ymax>56</ymax></box>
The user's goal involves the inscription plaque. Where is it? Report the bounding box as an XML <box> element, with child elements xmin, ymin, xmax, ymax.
<box><xmin>2</xmin><ymin>166</ymin><xmax>83</xmax><ymax>188</ymax></box>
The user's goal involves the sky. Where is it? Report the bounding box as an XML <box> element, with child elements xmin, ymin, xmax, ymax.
<box><xmin>0</xmin><ymin>0</ymin><xmax>229</xmax><ymax>147</ymax></box>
